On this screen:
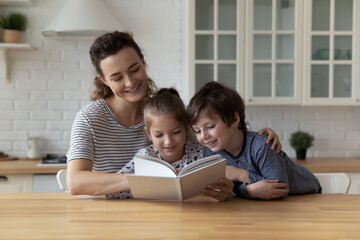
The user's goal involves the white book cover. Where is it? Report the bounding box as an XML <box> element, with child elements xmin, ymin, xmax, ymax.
<box><xmin>127</xmin><ymin>154</ymin><xmax>226</xmax><ymax>201</ymax></box>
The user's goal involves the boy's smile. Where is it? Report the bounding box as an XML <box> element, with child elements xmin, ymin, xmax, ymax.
<box><xmin>192</xmin><ymin>111</ymin><xmax>243</xmax><ymax>156</ymax></box>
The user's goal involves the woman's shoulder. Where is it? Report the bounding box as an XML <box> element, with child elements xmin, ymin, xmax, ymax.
<box><xmin>78</xmin><ymin>99</ymin><xmax>106</xmax><ymax>115</ymax></box>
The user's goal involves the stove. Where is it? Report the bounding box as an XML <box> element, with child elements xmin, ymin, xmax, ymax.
<box><xmin>37</xmin><ymin>154</ymin><xmax>67</xmax><ymax>167</ymax></box>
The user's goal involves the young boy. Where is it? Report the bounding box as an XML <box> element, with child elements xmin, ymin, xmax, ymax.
<box><xmin>186</xmin><ymin>81</ymin><xmax>322</xmax><ymax>200</ymax></box>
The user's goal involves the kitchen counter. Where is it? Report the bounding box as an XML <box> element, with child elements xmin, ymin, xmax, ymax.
<box><xmin>0</xmin><ymin>158</ymin><xmax>66</xmax><ymax>175</ymax></box>
<box><xmin>293</xmin><ymin>158</ymin><xmax>360</xmax><ymax>173</ymax></box>
<box><xmin>0</xmin><ymin>193</ymin><xmax>359</xmax><ymax>239</ymax></box>
<box><xmin>1</xmin><ymin>157</ymin><xmax>359</xmax><ymax>174</ymax></box>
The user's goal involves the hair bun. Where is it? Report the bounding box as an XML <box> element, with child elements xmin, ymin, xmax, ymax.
<box><xmin>157</xmin><ymin>88</ymin><xmax>180</xmax><ymax>97</ymax></box>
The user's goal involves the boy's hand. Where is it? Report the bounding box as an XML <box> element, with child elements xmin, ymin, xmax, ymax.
<box><xmin>203</xmin><ymin>178</ymin><xmax>234</xmax><ymax>201</ymax></box>
<box><xmin>226</xmin><ymin>166</ymin><xmax>250</xmax><ymax>183</ymax></box>
<box><xmin>258</xmin><ymin>128</ymin><xmax>282</xmax><ymax>153</ymax></box>
<box><xmin>246</xmin><ymin>179</ymin><xmax>288</xmax><ymax>200</ymax></box>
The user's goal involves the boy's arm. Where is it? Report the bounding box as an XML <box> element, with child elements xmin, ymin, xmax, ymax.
<box><xmin>234</xmin><ymin>141</ymin><xmax>290</xmax><ymax>199</ymax></box>
<box><xmin>227</xmin><ymin>165</ymin><xmax>267</xmax><ymax>183</ymax></box>
<box><xmin>233</xmin><ymin>180</ymin><xmax>288</xmax><ymax>200</ymax></box>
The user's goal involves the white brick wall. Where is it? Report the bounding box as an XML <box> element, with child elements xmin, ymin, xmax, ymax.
<box><xmin>0</xmin><ymin>0</ymin><xmax>359</xmax><ymax>158</ymax></box>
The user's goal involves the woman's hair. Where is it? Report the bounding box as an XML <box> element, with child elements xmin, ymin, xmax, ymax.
<box><xmin>144</xmin><ymin>88</ymin><xmax>187</xmax><ymax>130</ymax></box>
<box><xmin>89</xmin><ymin>31</ymin><xmax>157</xmax><ymax>101</ymax></box>
<box><xmin>186</xmin><ymin>81</ymin><xmax>247</xmax><ymax>131</ymax></box>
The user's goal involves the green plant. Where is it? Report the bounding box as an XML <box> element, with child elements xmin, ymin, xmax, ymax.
<box><xmin>0</xmin><ymin>13</ymin><xmax>28</xmax><ymax>31</ymax></box>
<box><xmin>290</xmin><ymin>131</ymin><xmax>314</xmax><ymax>151</ymax></box>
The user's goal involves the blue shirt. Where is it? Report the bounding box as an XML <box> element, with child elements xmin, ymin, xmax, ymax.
<box><xmin>205</xmin><ymin>131</ymin><xmax>322</xmax><ymax>199</ymax></box>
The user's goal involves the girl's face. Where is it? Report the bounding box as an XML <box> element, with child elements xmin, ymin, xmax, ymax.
<box><xmin>192</xmin><ymin>111</ymin><xmax>239</xmax><ymax>154</ymax></box>
<box><xmin>145</xmin><ymin>115</ymin><xmax>187</xmax><ymax>164</ymax></box>
<box><xmin>99</xmin><ymin>47</ymin><xmax>148</xmax><ymax>103</ymax></box>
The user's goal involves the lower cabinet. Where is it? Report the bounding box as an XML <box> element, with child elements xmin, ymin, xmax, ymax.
<box><xmin>33</xmin><ymin>174</ymin><xmax>62</xmax><ymax>193</ymax></box>
<box><xmin>0</xmin><ymin>174</ymin><xmax>33</xmax><ymax>193</ymax></box>
<box><xmin>0</xmin><ymin>174</ymin><xmax>62</xmax><ymax>193</ymax></box>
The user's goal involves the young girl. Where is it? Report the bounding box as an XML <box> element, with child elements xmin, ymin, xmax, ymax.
<box><xmin>108</xmin><ymin>88</ymin><xmax>234</xmax><ymax>200</ymax></box>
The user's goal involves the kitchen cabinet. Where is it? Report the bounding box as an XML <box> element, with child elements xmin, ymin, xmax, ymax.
<box><xmin>188</xmin><ymin>0</ymin><xmax>246</xmax><ymax>97</ymax></box>
<box><xmin>33</xmin><ymin>174</ymin><xmax>62</xmax><ymax>193</ymax></box>
<box><xmin>0</xmin><ymin>174</ymin><xmax>33</xmax><ymax>193</ymax></box>
<box><xmin>0</xmin><ymin>159</ymin><xmax>65</xmax><ymax>193</ymax></box>
<box><xmin>0</xmin><ymin>0</ymin><xmax>33</xmax><ymax>6</ymax></box>
<box><xmin>188</xmin><ymin>0</ymin><xmax>360</xmax><ymax>105</ymax></box>
<box><xmin>245</xmin><ymin>0</ymin><xmax>303</xmax><ymax>105</ymax></box>
<box><xmin>0</xmin><ymin>43</ymin><xmax>32</xmax><ymax>83</ymax></box>
<box><xmin>304</xmin><ymin>0</ymin><xmax>360</xmax><ymax>105</ymax></box>
<box><xmin>0</xmin><ymin>0</ymin><xmax>34</xmax><ymax>83</ymax></box>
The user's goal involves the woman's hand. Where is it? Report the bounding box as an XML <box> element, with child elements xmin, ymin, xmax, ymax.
<box><xmin>246</xmin><ymin>179</ymin><xmax>288</xmax><ymax>200</ymax></box>
<box><xmin>258</xmin><ymin>128</ymin><xmax>282</xmax><ymax>153</ymax></box>
<box><xmin>226</xmin><ymin>166</ymin><xmax>250</xmax><ymax>183</ymax></box>
<box><xmin>203</xmin><ymin>178</ymin><xmax>234</xmax><ymax>201</ymax></box>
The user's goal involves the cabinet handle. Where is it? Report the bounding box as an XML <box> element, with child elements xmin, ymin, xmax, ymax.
<box><xmin>0</xmin><ymin>176</ymin><xmax>8</xmax><ymax>182</ymax></box>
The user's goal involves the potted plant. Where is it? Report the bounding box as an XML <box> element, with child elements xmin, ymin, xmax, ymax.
<box><xmin>289</xmin><ymin>130</ymin><xmax>314</xmax><ymax>160</ymax></box>
<box><xmin>0</xmin><ymin>12</ymin><xmax>28</xmax><ymax>43</ymax></box>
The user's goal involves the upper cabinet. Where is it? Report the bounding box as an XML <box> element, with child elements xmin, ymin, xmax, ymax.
<box><xmin>188</xmin><ymin>0</ymin><xmax>246</xmax><ymax>97</ymax></box>
<box><xmin>188</xmin><ymin>0</ymin><xmax>360</xmax><ymax>105</ymax></box>
<box><xmin>245</xmin><ymin>0</ymin><xmax>303</xmax><ymax>105</ymax></box>
<box><xmin>304</xmin><ymin>0</ymin><xmax>360</xmax><ymax>105</ymax></box>
<box><xmin>0</xmin><ymin>0</ymin><xmax>33</xmax><ymax>83</ymax></box>
<box><xmin>0</xmin><ymin>0</ymin><xmax>33</xmax><ymax>6</ymax></box>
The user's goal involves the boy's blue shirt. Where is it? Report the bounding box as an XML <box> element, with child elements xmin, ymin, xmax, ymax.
<box><xmin>205</xmin><ymin>130</ymin><xmax>322</xmax><ymax>199</ymax></box>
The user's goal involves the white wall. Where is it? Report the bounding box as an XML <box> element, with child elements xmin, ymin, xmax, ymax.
<box><xmin>0</xmin><ymin>0</ymin><xmax>359</xmax><ymax>159</ymax></box>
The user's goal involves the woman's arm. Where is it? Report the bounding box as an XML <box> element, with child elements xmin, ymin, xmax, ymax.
<box><xmin>67</xmin><ymin>159</ymin><xmax>130</xmax><ymax>196</ymax></box>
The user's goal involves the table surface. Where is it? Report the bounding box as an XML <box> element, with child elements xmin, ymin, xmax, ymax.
<box><xmin>0</xmin><ymin>193</ymin><xmax>359</xmax><ymax>240</ymax></box>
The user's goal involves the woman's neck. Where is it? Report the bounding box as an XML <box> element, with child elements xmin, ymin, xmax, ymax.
<box><xmin>105</xmin><ymin>96</ymin><xmax>145</xmax><ymax>127</ymax></box>
<box><xmin>225</xmin><ymin>129</ymin><xmax>244</xmax><ymax>157</ymax></box>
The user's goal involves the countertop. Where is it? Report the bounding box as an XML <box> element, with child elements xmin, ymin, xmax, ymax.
<box><xmin>0</xmin><ymin>158</ymin><xmax>66</xmax><ymax>175</ymax></box>
<box><xmin>1</xmin><ymin>157</ymin><xmax>359</xmax><ymax>175</ymax></box>
<box><xmin>293</xmin><ymin>158</ymin><xmax>360</xmax><ymax>172</ymax></box>
<box><xmin>0</xmin><ymin>193</ymin><xmax>359</xmax><ymax>239</ymax></box>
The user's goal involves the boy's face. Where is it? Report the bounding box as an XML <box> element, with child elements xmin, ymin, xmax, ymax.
<box><xmin>192</xmin><ymin>111</ymin><xmax>239</xmax><ymax>154</ymax></box>
<box><xmin>145</xmin><ymin>115</ymin><xmax>186</xmax><ymax>164</ymax></box>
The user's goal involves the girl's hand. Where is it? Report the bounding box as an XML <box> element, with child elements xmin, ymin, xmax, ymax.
<box><xmin>258</xmin><ymin>128</ymin><xmax>282</xmax><ymax>153</ymax></box>
<box><xmin>203</xmin><ymin>178</ymin><xmax>234</xmax><ymax>201</ymax></box>
<box><xmin>246</xmin><ymin>179</ymin><xmax>288</xmax><ymax>200</ymax></box>
<box><xmin>226</xmin><ymin>166</ymin><xmax>250</xmax><ymax>183</ymax></box>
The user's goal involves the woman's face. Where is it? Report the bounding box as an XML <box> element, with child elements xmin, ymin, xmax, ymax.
<box><xmin>99</xmin><ymin>47</ymin><xmax>148</xmax><ymax>103</ymax></box>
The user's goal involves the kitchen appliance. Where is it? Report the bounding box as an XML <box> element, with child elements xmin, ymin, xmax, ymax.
<box><xmin>42</xmin><ymin>0</ymin><xmax>120</xmax><ymax>37</ymax></box>
<box><xmin>37</xmin><ymin>154</ymin><xmax>67</xmax><ymax>167</ymax></box>
<box><xmin>27</xmin><ymin>136</ymin><xmax>40</xmax><ymax>159</ymax></box>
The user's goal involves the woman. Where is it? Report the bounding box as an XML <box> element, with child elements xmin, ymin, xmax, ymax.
<box><xmin>66</xmin><ymin>31</ymin><xmax>281</xmax><ymax>201</ymax></box>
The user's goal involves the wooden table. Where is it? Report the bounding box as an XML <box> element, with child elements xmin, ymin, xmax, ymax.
<box><xmin>0</xmin><ymin>193</ymin><xmax>359</xmax><ymax>240</ymax></box>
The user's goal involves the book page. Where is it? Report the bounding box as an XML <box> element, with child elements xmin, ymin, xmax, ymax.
<box><xmin>178</xmin><ymin>154</ymin><xmax>224</xmax><ymax>177</ymax></box>
<box><xmin>134</xmin><ymin>155</ymin><xmax>177</xmax><ymax>177</ymax></box>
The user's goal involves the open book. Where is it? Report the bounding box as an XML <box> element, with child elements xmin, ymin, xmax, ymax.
<box><xmin>127</xmin><ymin>154</ymin><xmax>226</xmax><ymax>201</ymax></box>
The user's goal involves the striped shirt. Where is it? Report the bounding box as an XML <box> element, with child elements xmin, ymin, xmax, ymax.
<box><xmin>67</xmin><ymin>99</ymin><xmax>150</xmax><ymax>173</ymax></box>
